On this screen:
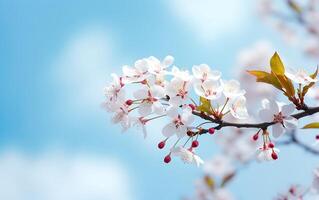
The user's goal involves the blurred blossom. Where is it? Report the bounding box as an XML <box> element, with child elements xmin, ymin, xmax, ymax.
<box><xmin>235</xmin><ymin>41</ymin><xmax>278</xmax><ymax>114</ymax></box>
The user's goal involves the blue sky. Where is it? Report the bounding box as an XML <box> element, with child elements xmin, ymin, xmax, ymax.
<box><xmin>1</xmin><ymin>0</ymin><xmax>319</xmax><ymax>199</ymax></box>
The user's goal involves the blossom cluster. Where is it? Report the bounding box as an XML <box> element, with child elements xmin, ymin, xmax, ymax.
<box><xmin>258</xmin><ymin>0</ymin><xmax>319</xmax><ymax>58</ymax></box>
<box><xmin>103</xmin><ymin>55</ymin><xmax>249</xmax><ymax>166</ymax></box>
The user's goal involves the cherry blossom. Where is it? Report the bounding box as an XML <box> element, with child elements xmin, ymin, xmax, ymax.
<box><xmin>222</xmin><ymin>80</ymin><xmax>246</xmax><ymax>99</ymax></box>
<box><xmin>162</xmin><ymin>106</ymin><xmax>194</xmax><ymax>138</ymax></box>
<box><xmin>194</xmin><ymin>79</ymin><xmax>223</xmax><ymax>100</ymax></box>
<box><xmin>192</xmin><ymin>64</ymin><xmax>221</xmax><ymax>82</ymax></box>
<box><xmin>275</xmin><ymin>185</ymin><xmax>305</xmax><ymax>200</ymax></box>
<box><xmin>285</xmin><ymin>68</ymin><xmax>317</xmax><ymax>85</ymax></box>
<box><xmin>166</xmin><ymin>77</ymin><xmax>191</xmax><ymax>106</ymax></box>
<box><xmin>111</xmin><ymin>106</ymin><xmax>132</xmax><ymax>132</ymax></box>
<box><xmin>170</xmin><ymin>66</ymin><xmax>192</xmax><ymax>82</ymax></box>
<box><xmin>171</xmin><ymin>146</ymin><xmax>204</xmax><ymax>167</ymax></box>
<box><xmin>256</xmin><ymin>145</ymin><xmax>280</xmax><ymax>162</ymax></box>
<box><xmin>203</xmin><ymin>155</ymin><xmax>234</xmax><ymax>178</ymax></box>
<box><xmin>147</xmin><ymin>55</ymin><xmax>174</xmax><ymax>75</ymax></box>
<box><xmin>122</xmin><ymin>58</ymin><xmax>149</xmax><ymax>83</ymax></box>
<box><xmin>229</xmin><ymin>96</ymin><xmax>249</xmax><ymax>119</ymax></box>
<box><xmin>133</xmin><ymin>85</ymin><xmax>166</xmax><ymax>116</ymax></box>
<box><xmin>259</xmin><ymin>99</ymin><xmax>298</xmax><ymax>138</ymax></box>
<box><xmin>104</xmin><ymin>73</ymin><xmax>125</xmax><ymax>110</ymax></box>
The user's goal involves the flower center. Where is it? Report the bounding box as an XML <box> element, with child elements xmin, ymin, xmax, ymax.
<box><xmin>273</xmin><ymin>112</ymin><xmax>284</xmax><ymax>123</ymax></box>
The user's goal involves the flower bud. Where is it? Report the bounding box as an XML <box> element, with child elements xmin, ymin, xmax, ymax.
<box><xmin>316</xmin><ymin>135</ymin><xmax>319</xmax><ymax>140</ymax></box>
<box><xmin>208</xmin><ymin>128</ymin><xmax>215</xmax><ymax>134</ymax></box>
<box><xmin>252</xmin><ymin>133</ymin><xmax>259</xmax><ymax>141</ymax></box>
<box><xmin>188</xmin><ymin>104</ymin><xmax>196</xmax><ymax>111</ymax></box>
<box><xmin>125</xmin><ymin>99</ymin><xmax>133</xmax><ymax>106</ymax></box>
<box><xmin>271</xmin><ymin>152</ymin><xmax>278</xmax><ymax>160</ymax></box>
<box><xmin>164</xmin><ymin>154</ymin><xmax>171</xmax><ymax>163</ymax></box>
<box><xmin>192</xmin><ymin>140</ymin><xmax>199</xmax><ymax>148</ymax></box>
<box><xmin>268</xmin><ymin>143</ymin><xmax>275</xmax><ymax>148</ymax></box>
<box><xmin>158</xmin><ymin>141</ymin><xmax>165</xmax><ymax>149</ymax></box>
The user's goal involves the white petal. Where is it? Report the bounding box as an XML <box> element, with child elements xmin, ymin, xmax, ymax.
<box><xmin>272</xmin><ymin>123</ymin><xmax>285</xmax><ymax>138</ymax></box>
<box><xmin>259</xmin><ymin>109</ymin><xmax>274</xmax><ymax>122</ymax></box>
<box><xmin>283</xmin><ymin>116</ymin><xmax>298</xmax><ymax>129</ymax></box>
<box><xmin>269</xmin><ymin>100</ymin><xmax>280</xmax><ymax>114</ymax></box>
<box><xmin>169</xmin><ymin>96</ymin><xmax>183</xmax><ymax>107</ymax></box>
<box><xmin>281</xmin><ymin>103</ymin><xmax>295</xmax><ymax>116</ymax></box>
<box><xmin>138</xmin><ymin>102</ymin><xmax>152</xmax><ymax>116</ymax></box>
<box><xmin>162</xmin><ymin>123</ymin><xmax>176</xmax><ymax>137</ymax></box>
<box><xmin>163</xmin><ymin>55</ymin><xmax>174</xmax><ymax>67</ymax></box>
<box><xmin>176</xmin><ymin>125</ymin><xmax>187</xmax><ymax>138</ymax></box>
<box><xmin>133</xmin><ymin>87</ymin><xmax>148</xmax><ymax>99</ymax></box>
<box><xmin>150</xmin><ymin>85</ymin><xmax>165</xmax><ymax>98</ymax></box>
<box><xmin>153</xmin><ymin>101</ymin><xmax>165</xmax><ymax>115</ymax></box>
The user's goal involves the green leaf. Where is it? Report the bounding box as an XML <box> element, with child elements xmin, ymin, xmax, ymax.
<box><xmin>247</xmin><ymin>70</ymin><xmax>283</xmax><ymax>91</ymax></box>
<box><xmin>302</xmin><ymin>67</ymin><xmax>318</xmax><ymax>97</ymax></box>
<box><xmin>270</xmin><ymin>52</ymin><xmax>285</xmax><ymax>75</ymax></box>
<box><xmin>275</xmin><ymin>74</ymin><xmax>295</xmax><ymax>97</ymax></box>
<box><xmin>204</xmin><ymin>175</ymin><xmax>215</xmax><ymax>190</ymax></box>
<box><xmin>302</xmin><ymin>122</ymin><xmax>319</xmax><ymax>129</ymax></box>
<box><xmin>196</xmin><ymin>97</ymin><xmax>212</xmax><ymax>114</ymax></box>
<box><xmin>288</xmin><ymin>0</ymin><xmax>302</xmax><ymax>14</ymax></box>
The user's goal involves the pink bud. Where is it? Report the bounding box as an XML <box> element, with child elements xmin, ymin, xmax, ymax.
<box><xmin>271</xmin><ymin>152</ymin><xmax>278</xmax><ymax>160</ymax></box>
<box><xmin>188</xmin><ymin>104</ymin><xmax>196</xmax><ymax>111</ymax></box>
<box><xmin>252</xmin><ymin>133</ymin><xmax>259</xmax><ymax>141</ymax></box>
<box><xmin>268</xmin><ymin>143</ymin><xmax>275</xmax><ymax>148</ymax></box>
<box><xmin>192</xmin><ymin>140</ymin><xmax>199</xmax><ymax>148</ymax></box>
<box><xmin>125</xmin><ymin>99</ymin><xmax>133</xmax><ymax>106</ymax></box>
<box><xmin>164</xmin><ymin>155</ymin><xmax>171</xmax><ymax>163</ymax></box>
<box><xmin>158</xmin><ymin>141</ymin><xmax>165</xmax><ymax>149</ymax></box>
<box><xmin>208</xmin><ymin>128</ymin><xmax>215</xmax><ymax>134</ymax></box>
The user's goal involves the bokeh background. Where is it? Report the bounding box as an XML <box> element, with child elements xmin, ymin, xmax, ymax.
<box><xmin>1</xmin><ymin>0</ymin><xmax>318</xmax><ymax>199</ymax></box>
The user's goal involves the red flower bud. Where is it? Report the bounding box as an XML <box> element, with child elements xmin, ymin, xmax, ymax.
<box><xmin>125</xmin><ymin>99</ymin><xmax>133</xmax><ymax>106</ymax></box>
<box><xmin>252</xmin><ymin>133</ymin><xmax>259</xmax><ymax>141</ymax></box>
<box><xmin>316</xmin><ymin>135</ymin><xmax>319</xmax><ymax>140</ymax></box>
<box><xmin>268</xmin><ymin>143</ymin><xmax>275</xmax><ymax>148</ymax></box>
<box><xmin>164</xmin><ymin>154</ymin><xmax>171</xmax><ymax>163</ymax></box>
<box><xmin>192</xmin><ymin>140</ymin><xmax>199</xmax><ymax>148</ymax></box>
<box><xmin>158</xmin><ymin>141</ymin><xmax>165</xmax><ymax>149</ymax></box>
<box><xmin>271</xmin><ymin>152</ymin><xmax>278</xmax><ymax>160</ymax></box>
<box><xmin>189</xmin><ymin>104</ymin><xmax>196</xmax><ymax>111</ymax></box>
<box><xmin>208</xmin><ymin>128</ymin><xmax>215</xmax><ymax>134</ymax></box>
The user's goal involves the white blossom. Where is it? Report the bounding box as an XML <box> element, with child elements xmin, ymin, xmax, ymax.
<box><xmin>229</xmin><ymin>96</ymin><xmax>249</xmax><ymax>119</ymax></box>
<box><xmin>285</xmin><ymin>68</ymin><xmax>317</xmax><ymax>85</ymax></box>
<box><xmin>222</xmin><ymin>80</ymin><xmax>246</xmax><ymax>99</ymax></box>
<box><xmin>171</xmin><ymin>146</ymin><xmax>204</xmax><ymax>167</ymax></box>
<box><xmin>166</xmin><ymin>78</ymin><xmax>191</xmax><ymax>106</ymax></box>
<box><xmin>162</xmin><ymin>106</ymin><xmax>194</xmax><ymax>138</ymax></box>
<box><xmin>133</xmin><ymin>85</ymin><xmax>166</xmax><ymax>116</ymax></box>
<box><xmin>194</xmin><ymin>79</ymin><xmax>223</xmax><ymax>100</ymax></box>
<box><xmin>259</xmin><ymin>99</ymin><xmax>298</xmax><ymax>138</ymax></box>
<box><xmin>192</xmin><ymin>64</ymin><xmax>221</xmax><ymax>82</ymax></box>
<box><xmin>122</xmin><ymin>58</ymin><xmax>149</xmax><ymax>83</ymax></box>
<box><xmin>256</xmin><ymin>146</ymin><xmax>280</xmax><ymax>162</ymax></box>
<box><xmin>203</xmin><ymin>155</ymin><xmax>234</xmax><ymax>178</ymax></box>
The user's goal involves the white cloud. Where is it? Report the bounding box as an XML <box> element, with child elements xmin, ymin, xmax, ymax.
<box><xmin>0</xmin><ymin>150</ymin><xmax>135</xmax><ymax>200</ymax></box>
<box><xmin>167</xmin><ymin>0</ymin><xmax>248</xmax><ymax>42</ymax></box>
<box><xmin>53</xmin><ymin>26</ymin><xmax>114</xmax><ymax>115</ymax></box>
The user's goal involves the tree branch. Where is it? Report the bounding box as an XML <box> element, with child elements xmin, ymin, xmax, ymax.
<box><xmin>193</xmin><ymin>106</ymin><xmax>319</xmax><ymax>133</ymax></box>
<box><xmin>277</xmin><ymin>132</ymin><xmax>319</xmax><ymax>155</ymax></box>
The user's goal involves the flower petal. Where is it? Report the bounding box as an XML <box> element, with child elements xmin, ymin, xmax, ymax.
<box><xmin>283</xmin><ymin>116</ymin><xmax>298</xmax><ymax>129</ymax></box>
<box><xmin>162</xmin><ymin>123</ymin><xmax>176</xmax><ymax>137</ymax></box>
<box><xmin>281</xmin><ymin>103</ymin><xmax>295</xmax><ymax>116</ymax></box>
<box><xmin>272</xmin><ymin>123</ymin><xmax>285</xmax><ymax>138</ymax></box>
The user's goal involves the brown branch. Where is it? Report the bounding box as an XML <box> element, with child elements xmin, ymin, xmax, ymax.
<box><xmin>278</xmin><ymin>131</ymin><xmax>319</xmax><ymax>155</ymax></box>
<box><xmin>193</xmin><ymin>106</ymin><xmax>319</xmax><ymax>133</ymax></box>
